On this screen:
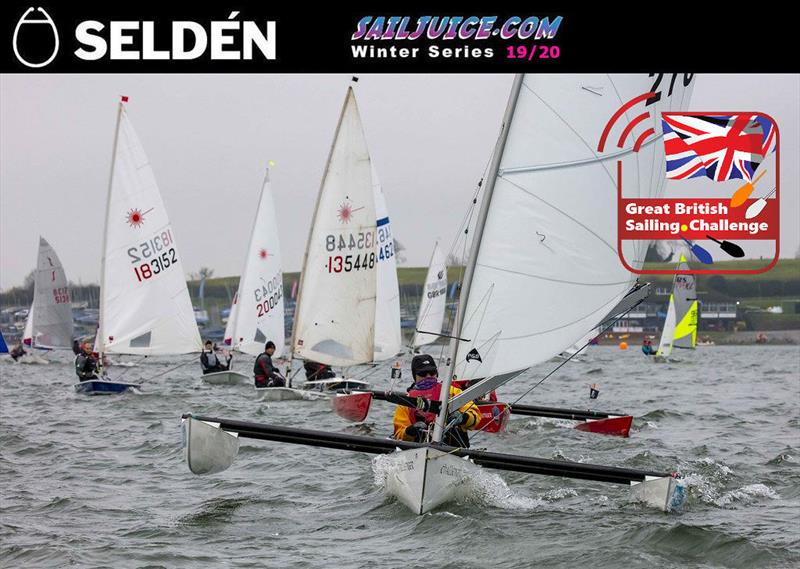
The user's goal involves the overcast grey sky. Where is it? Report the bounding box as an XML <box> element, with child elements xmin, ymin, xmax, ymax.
<box><xmin>1</xmin><ymin>74</ymin><xmax>798</xmax><ymax>290</ymax></box>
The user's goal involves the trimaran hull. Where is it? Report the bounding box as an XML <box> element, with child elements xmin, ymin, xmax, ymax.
<box><xmin>384</xmin><ymin>447</ymin><xmax>480</xmax><ymax>514</ymax></box>
<box><xmin>181</xmin><ymin>415</ymin><xmax>684</xmax><ymax>514</ymax></box>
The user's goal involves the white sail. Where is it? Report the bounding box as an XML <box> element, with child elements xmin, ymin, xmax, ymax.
<box><xmin>373</xmin><ymin>168</ymin><xmax>402</xmax><ymax>361</ymax></box>
<box><xmin>413</xmin><ymin>242</ymin><xmax>447</xmax><ymax>347</ymax></box>
<box><xmin>656</xmin><ymin>255</ymin><xmax>697</xmax><ymax>357</ymax></box>
<box><xmin>99</xmin><ymin>102</ymin><xmax>202</xmax><ymax>355</ymax></box>
<box><xmin>454</xmin><ymin>74</ymin><xmax>695</xmax><ymax>380</ymax></box>
<box><xmin>25</xmin><ymin>237</ymin><xmax>74</xmax><ymax>348</ymax></box>
<box><xmin>228</xmin><ymin>169</ymin><xmax>285</xmax><ymax>357</ymax></box>
<box><xmin>223</xmin><ymin>289</ymin><xmax>238</xmax><ymax>346</ymax></box>
<box><xmin>656</xmin><ymin>297</ymin><xmax>677</xmax><ymax>357</ymax></box>
<box><xmin>291</xmin><ymin>88</ymin><xmax>377</xmax><ymax>366</ymax></box>
<box><xmin>22</xmin><ymin>305</ymin><xmax>33</xmax><ymax>345</ymax></box>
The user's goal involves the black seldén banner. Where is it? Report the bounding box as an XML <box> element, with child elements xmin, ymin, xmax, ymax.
<box><xmin>2</xmin><ymin>2</ymin><xmax>797</xmax><ymax>73</ymax></box>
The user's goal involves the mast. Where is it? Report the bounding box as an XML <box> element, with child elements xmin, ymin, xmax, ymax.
<box><xmin>97</xmin><ymin>98</ymin><xmax>124</xmax><ymax>362</ymax></box>
<box><xmin>288</xmin><ymin>87</ymin><xmax>356</xmax><ymax>368</ymax></box>
<box><xmin>433</xmin><ymin>74</ymin><xmax>524</xmax><ymax>443</ymax></box>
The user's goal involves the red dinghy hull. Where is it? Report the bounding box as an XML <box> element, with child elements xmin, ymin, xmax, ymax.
<box><xmin>475</xmin><ymin>403</ymin><xmax>510</xmax><ymax>433</ymax></box>
<box><xmin>332</xmin><ymin>392</ymin><xmax>373</xmax><ymax>423</ymax></box>
<box><xmin>574</xmin><ymin>415</ymin><xmax>633</xmax><ymax>437</ymax></box>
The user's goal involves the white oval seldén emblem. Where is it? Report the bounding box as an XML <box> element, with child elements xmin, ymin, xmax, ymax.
<box><xmin>13</xmin><ymin>7</ymin><xmax>60</xmax><ymax>68</ymax></box>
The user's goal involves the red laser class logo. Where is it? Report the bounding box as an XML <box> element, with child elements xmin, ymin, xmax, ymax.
<box><xmin>337</xmin><ymin>199</ymin><xmax>365</xmax><ymax>223</ymax></box>
<box><xmin>598</xmin><ymin>88</ymin><xmax>779</xmax><ymax>275</ymax></box>
<box><xmin>126</xmin><ymin>207</ymin><xmax>153</xmax><ymax>228</ymax></box>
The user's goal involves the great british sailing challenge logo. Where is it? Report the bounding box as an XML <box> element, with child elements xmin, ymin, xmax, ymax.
<box><xmin>12</xmin><ymin>7</ymin><xmax>60</xmax><ymax>68</ymax></box>
<box><xmin>597</xmin><ymin>78</ymin><xmax>779</xmax><ymax>275</ymax></box>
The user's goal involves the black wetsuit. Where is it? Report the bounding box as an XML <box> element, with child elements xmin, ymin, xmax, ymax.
<box><xmin>253</xmin><ymin>353</ymin><xmax>285</xmax><ymax>388</ymax></box>
<box><xmin>75</xmin><ymin>353</ymin><xmax>98</xmax><ymax>381</ymax></box>
<box><xmin>304</xmin><ymin>361</ymin><xmax>335</xmax><ymax>381</ymax></box>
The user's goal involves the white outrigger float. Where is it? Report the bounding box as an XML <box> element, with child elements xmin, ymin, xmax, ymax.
<box><xmin>182</xmin><ymin>73</ymin><xmax>694</xmax><ymax>514</ymax></box>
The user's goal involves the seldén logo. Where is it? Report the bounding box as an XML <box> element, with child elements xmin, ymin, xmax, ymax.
<box><xmin>13</xmin><ymin>7</ymin><xmax>59</xmax><ymax>68</ymax></box>
<box><xmin>12</xmin><ymin>8</ymin><xmax>276</xmax><ymax>68</ymax></box>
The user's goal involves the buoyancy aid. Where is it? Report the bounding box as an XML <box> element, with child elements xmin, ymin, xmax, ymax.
<box><xmin>407</xmin><ymin>378</ymin><xmax>442</xmax><ymax>424</ymax></box>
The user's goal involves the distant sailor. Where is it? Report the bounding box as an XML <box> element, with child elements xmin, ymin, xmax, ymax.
<box><xmin>304</xmin><ymin>360</ymin><xmax>336</xmax><ymax>382</ymax></box>
<box><xmin>393</xmin><ymin>354</ymin><xmax>481</xmax><ymax>448</ymax></box>
<box><xmin>74</xmin><ymin>342</ymin><xmax>98</xmax><ymax>381</ymax></box>
<box><xmin>200</xmin><ymin>340</ymin><xmax>232</xmax><ymax>375</ymax></box>
<box><xmin>253</xmin><ymin>341</ymin><xmax>286</xmax><ymax>388</ymax></box>
<box><xmin>642</xmin><ymin>338</ymin><xmax>655</xmax><ymax>356</ymax></box>
<box><xmin>10</xmin><ymin>343</ymin><xmax>27</xmax><ymax>362</ymax></box>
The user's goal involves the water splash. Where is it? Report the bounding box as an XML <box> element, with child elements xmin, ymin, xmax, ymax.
<box><xmin>716</xmin><ymin>484</ymin><xmax>779</xmax><ymax>507</ymax></box>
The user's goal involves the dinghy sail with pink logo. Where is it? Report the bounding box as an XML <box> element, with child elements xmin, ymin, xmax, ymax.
<box><xmin>22</xmin><ymin>237</ymin><xmax>74</xmax><ymax>350</ymax></box>
<box><xmin>98</xmin><ymin>99</ymin><xmax>201</xmax><ymax>356</ymax></box>
<box><xmin>291</xmin><ymin>88</ymin><xmax>378</xmax><ymax>367</ymax></box>
<box><xmin>224</xmin><ymin>168</ymin><xmax>285</xmax><ymax>357</ymax></box>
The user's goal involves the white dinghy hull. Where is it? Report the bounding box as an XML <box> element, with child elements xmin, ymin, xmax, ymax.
<box><xmin>202</xmin><ymin>371</ymin><xmax>250</xmax><ymax>385</ymax></box>
<box><xmin>384</xmin><ymin>447</ymin><xmax>480</xmax><ymax>515</ymax></box>
<box><xmin>16</xmin><ymin>353</ymin><xmax>49</xmax><ymax>365</ymax></box>
<box><xmin>256</xmin><ymin>387</ymin><xmax>328</xmax><ymax>401</ymax></box>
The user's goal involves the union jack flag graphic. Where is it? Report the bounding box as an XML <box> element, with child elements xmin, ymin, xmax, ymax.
<box><xmin>662</xmin><ymin>114</ymin><xmax>776</xmax><ymax>182</ymax></box>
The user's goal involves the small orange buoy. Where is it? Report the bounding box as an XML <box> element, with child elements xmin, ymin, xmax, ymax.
<box><xmin>619</xmin><ymin>342</ymin><xmax>628</xmax><ymax>350</ymax></box>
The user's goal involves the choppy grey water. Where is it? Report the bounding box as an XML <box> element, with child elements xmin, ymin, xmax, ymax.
<box><xmin>1</xmin><ymin>345</ymin><xmax>798</xmax><ymax>569</ymax></box>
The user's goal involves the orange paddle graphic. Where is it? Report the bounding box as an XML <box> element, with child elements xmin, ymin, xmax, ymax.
<box><xmin>730</xmin><ymin>169</ymin><xmax>767</xmax><ymax>208</ymax></box>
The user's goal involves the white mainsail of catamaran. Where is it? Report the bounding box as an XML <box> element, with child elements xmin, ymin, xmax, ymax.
<box><xmin>183</xmin><ymin>74</ymin><xmax>696</xmax><ymax>516</ymax></box>
<box><xmin>211</xmin><ymin>167</ymin><xmax>285</xmax><ymax>386</ymax></box>
<box><xmin>19</xmin><ymin>237</ymin><xmax>74</xmax><ymax>364</ymax></box>
<box><xmin>412</xmin><ymin>241</ymin><xmax>447</xmax><ymax>348</ymax></box>
<box><xmin>654</xmin><ymin>255</ymin><xmax>698</xmax><ymax>361</ymax></box>
<box><xmin>76</xmin><ymin>97</ymin><xmax>202</xmax><ymax>394</ymax></box>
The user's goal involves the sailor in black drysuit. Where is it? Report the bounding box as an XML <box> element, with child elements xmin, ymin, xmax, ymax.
<box><xmin>200</xmin><ymin>340</ymin><xmax>232</xmax><ymax>374</ymax></box>
<box><xmin>304</xmin><ymin>360</ymin><xmax>336</xmax><ymax>381</ymax></box>
<box><xmin>74</xmin><ymin>342</ymin><xmax>98</xmax><ymax>381</ymax></box>
<box><xmin>253</xmin><ymin>341</ymin><xmax>286</xmax><ymax>388</ymax></box>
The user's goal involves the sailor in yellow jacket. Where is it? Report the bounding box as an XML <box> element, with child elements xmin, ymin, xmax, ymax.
<box><xmin>393</xmin><ymin>354</ymin><xmax>481</xmax><ymax>448</ymax></box>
